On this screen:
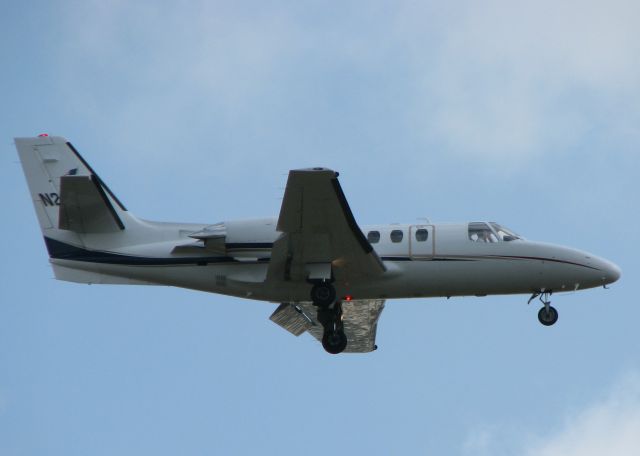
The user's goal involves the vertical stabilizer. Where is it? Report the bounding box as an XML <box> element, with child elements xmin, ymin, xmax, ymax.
<box><xmin>14</xmin><ymin>135</ymin><xmax>128</xmax><ymax>244</ymax></box>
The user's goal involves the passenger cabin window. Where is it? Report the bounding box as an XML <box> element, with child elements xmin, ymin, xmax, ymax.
<box><xmin>415</xmin><ymin>228</ymin><xmax>429</xmax><ymax>242</ymax></box>
<box><xmin>367</xmin><ymin>231</ymin><xmax>380</xmax><ymax>244</ymax></box>
<box><xmin>468</xmin><ymin>222</ymin><xmax>498</xmax><ymax>243</ymax></box>
<box><xmin>390</xmin><ymin>230</ymin><xmax>404</xmax><ymax>243</ymax></box>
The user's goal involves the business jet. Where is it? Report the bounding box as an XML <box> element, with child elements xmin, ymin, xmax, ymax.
<box><xmin>15</xmin><ymin>135</ymin><xmax>621</xmax><ymax>354</ymax></box>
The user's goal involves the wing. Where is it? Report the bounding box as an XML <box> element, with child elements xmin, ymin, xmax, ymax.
<box><xmin>267</xmin><ymin>168</ymin><xmax>385</xmax><ymax>285</ymax></box>
<box><xmin>270</xmin><ymin>299</ymin><xmax>385</xmax><ymax>353</ymax></box>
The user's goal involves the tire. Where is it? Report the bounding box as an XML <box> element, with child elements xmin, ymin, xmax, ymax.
<box><xmin>538</xmin><ymin>306</ymin><xmax>559</xmax><ymax>326</ymax></box>
<box><xmin>310</xmin><ymin>283</ymin><xmax>336</xmax><ymax>307</ymax></box>
<box><xmin>322</xmin><ymin>330</ymin><xmax>348</xmax><ymax>354</ymax></box>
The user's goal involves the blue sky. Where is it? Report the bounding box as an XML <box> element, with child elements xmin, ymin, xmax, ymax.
<box><xmin>1</xmin><ymin>1</ymin><xmax>639</xmax><ymax>454</ymax></box>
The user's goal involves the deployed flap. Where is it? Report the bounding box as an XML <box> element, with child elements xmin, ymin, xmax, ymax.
<box><xmin>59</xmin><ymin>175</ymin><xmax>125</xmax><ymax>233</ymax></box>
<box><xmin>292</xmin><ymin>299</ymin><xmax>385</xmax><ymax>353</ymax></box>
<box><xmin>267</xmin><ymin>168</ymin><xmax>385</xmax><ymax>284</ymax></box>
<box><xmin>269</xmin><ymin>303</ymin><xmax>315</xmax><ymax>336</ymax></box>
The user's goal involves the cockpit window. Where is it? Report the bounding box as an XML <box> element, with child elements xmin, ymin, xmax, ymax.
<box><xmin>469</xmin><ymin>222</ymin><xmax>522</xmax><ymax>243</ymax></box>
<box><xmin>468</xmin><ymin>222</ymin><xmax>498</xmax><ymax>243</ymax></box>
<box><xmin>489</xmin><ymin>223</ymin><xmax>522</xmax><ymax>241</ymax></box>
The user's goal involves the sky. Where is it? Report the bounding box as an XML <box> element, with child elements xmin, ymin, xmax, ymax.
<box><xmin>1</xmin><ymin>1</ymin><xmax>639</xmax><ymax>454</ymax></box>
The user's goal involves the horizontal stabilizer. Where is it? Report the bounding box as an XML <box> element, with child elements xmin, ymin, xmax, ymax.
<box><xmin>189</xmin><ymin>223</ymin><xmax>227</xmax><ymax>253</ymax></box>
<box><xmin>59</xmin><ymin>175</ymin><xmax>125</xmax><ymax>233</ymax></box>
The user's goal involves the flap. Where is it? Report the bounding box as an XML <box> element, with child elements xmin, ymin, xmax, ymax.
<box><xmin>285</xmin><ymin>300</ymin><xmax>385</xmax><ymax>353</ymax></box>
<box><xmin>269</xmin><ymin>303</ymin><xmax>315</xmax><ymax>336</ymax></box>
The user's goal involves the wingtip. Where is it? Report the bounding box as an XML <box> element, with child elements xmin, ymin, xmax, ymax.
<box><xmin>290</xmin><ymin>167</ymin><xmax>339</xmax><ymax>178</ymax></box>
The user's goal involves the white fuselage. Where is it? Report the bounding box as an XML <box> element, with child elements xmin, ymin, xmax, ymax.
<box><xmin>49</xmin><ymin>216</ymin><xmax>621</xmax><ymax>304</ymax></box>
<box><xmin>16</xmin><ymin>135</ymin><xmax>622</xmax><ymax>352</ymax></box>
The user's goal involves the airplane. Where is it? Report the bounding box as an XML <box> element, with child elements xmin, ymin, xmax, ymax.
<box><xmin>15</xmin><ymin>135</ymin><xmax>622</xmax><ymax>354</ymax></box>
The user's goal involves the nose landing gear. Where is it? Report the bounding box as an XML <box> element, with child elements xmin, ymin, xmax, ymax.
<box><xmin>538</xmin><ymin>305</ymin><xmax>559</xmax><ymax>326</ymax></box>
<box><xmin>529</xmin><ymin>291</ymin><xmax>558</xmax><ymax>326</ymax></box>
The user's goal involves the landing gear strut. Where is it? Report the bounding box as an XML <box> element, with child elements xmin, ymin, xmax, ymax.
<box><xmin>529</xmin><ymin>291</ymin><xmax>558</xmax><ymax>326</ymax></box>
<box><xmin>309</xmin><ymin>280</ymin><xmax>347</xmax><ymax>354</ymax></box>
<box><xmin>316</xmin><ymin>302</ymin><xmax>348</xmax><ymax>354</ymax></box>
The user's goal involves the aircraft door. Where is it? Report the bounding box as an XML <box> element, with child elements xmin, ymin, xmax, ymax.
<box><xmin>410</xmin><ymin>225</ymin><xmax>434</xmax><ymax>258</ymax></box>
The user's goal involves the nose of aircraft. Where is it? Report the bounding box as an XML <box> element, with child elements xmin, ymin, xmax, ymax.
<box><xmin>596</xmin><ymin>257</ymin><xmax>622</xmax><ymax>285</ymax></box>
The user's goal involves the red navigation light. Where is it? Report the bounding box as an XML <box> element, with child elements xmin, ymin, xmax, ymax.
<box><xmin>38</xmin><ymin>133</ymin><xmax>49</xmax><ymax>137</ymax></box>
<box><xmin>344</xmin><ymin>295</ymin><xmax>353</xmax><ymax>301</ymax></box>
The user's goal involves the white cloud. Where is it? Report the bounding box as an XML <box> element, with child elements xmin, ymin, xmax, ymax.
<box><xmin>525</xmin><ymin>371</ymin><xmax>640</xmax><ymax>456</ymax></box>
<box><xmin>58</xmin><ymin>1</ymin><xmax>302</xmax><ymax>107</ymax></box>
<box><xmin>397</xmin><ymin>0</ymin><xmax>640</xmax><ymax>165</ymax></box>
<box><xmin>54</xmin><ymin>1</ymin><xmax>306</xmax><ymax>163</ymax></box>
<box><xmin>462</xmin><ymin>371</ymin><xmax>640</xmax><ymax>456</ymax></box>
<box><xmin>51</xmin><ymin>0</ymin><xmax>640</xmax><ymax>172</ymax></box>
<box><xmin>462</xmin><ymin>425</ymin><xmax>496</xmax><ymax>455</ymax></box>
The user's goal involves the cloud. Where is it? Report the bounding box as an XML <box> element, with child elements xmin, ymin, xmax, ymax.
<box><xmin>57</xmin><ymin>1</ymin><xmax>303</xmax><ymax>106</ymax></box>
<box><xmin>462</xmin><ymin>371</ymin><xmax>640</xmax><ymax>456</ymax></box>
<box><xmin>398</xmin><ymin>0</ymin><xmax>640</xmax><ymax>165</ymax></box>
<box><xmin>524</xmin><ymin>371</ymin><xmax>640</xmax><ymax>456</ymax></box>
<box><xmin>49</xmin><ymin>0</ymin><xmax>640</xmax><ymax>173</ymax></box>
<box><xmin>53</xmin><ymin>1</ymin><xmax>307</xmax><ymax>163</ymax></box>
<box><xmin>462</xmin><ymin>425</ymin><xmax>496</xmax><ymax>455</ymax></box>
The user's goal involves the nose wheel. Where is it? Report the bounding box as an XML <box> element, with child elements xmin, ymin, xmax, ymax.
<box><xmin>529</xmin><ymin>291</ymin><xmax>559</xmax><ymax>326</ymax></box>
<box><xmin>538</xmin><ymin>305</ymin><xmax>559</xmax><ymax>326</ymax></box>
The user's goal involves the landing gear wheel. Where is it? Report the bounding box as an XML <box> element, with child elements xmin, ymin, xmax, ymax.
<box><xmin>322</xmin><ymin>330</ymin><xmax>348</xmax><ymax>354</ymax></box>
<box><xmin>310</xmin><ymin>283</ymin><xmax>336</xmax><ymax>307</ymax></box>
<box><xmin>316</xmin><ymin>301</ymin><xmax>347</xmax><ymax>354</ymax></box>
<box><xmin>538</xmin><ymin>305</ymin><xmax>559</xmax><ymax>326</ymax></box>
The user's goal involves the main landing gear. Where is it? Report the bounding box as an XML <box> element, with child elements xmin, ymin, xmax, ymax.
<box><xmin>310</xmin><ymin>282</ymin><xmax>336</xmax><ymax>307</ymax></box>
<box><xmin>529</xmin><ymin>291</ymin><xmax>559</xmax><ymax>326</ymax></box>
<box><xmin>317</xmin><ymin>303</ymin><xmax>348</xmax><ymax>354</ymax></box>
<box><xmin>311</xmin><ymin>281</ymin><xmax>347</xmax><ymax>354</ymax></box>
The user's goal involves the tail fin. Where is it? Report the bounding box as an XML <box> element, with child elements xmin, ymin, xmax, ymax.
<box><xmin>14</xmin><ymin>135</ymin><xmax>128</xmax><ymax>236</ymax></box>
